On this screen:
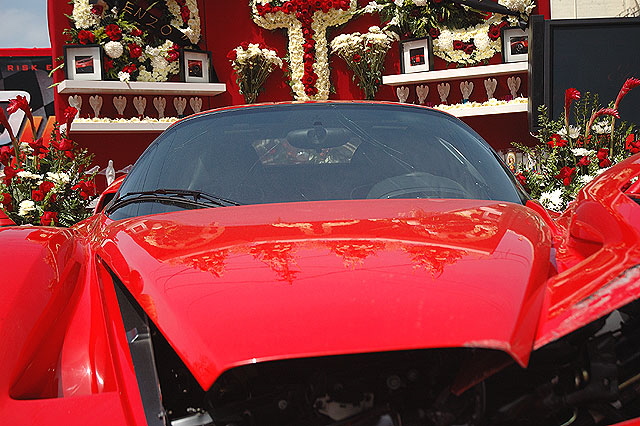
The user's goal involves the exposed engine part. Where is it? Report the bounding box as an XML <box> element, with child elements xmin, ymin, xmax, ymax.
<box><xmin>115</xmin><ymin>266</ymin><xmax>639</xmax><ymax>426</ymax></box>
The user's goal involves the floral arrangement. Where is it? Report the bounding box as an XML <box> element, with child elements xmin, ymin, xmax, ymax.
<box><xmin>513</xmin><ymin>78</ymin><xmax>640</xmax><ymax>211</ymax></box>
<box><xmin>66</xmin><ymin>0</ymin><xmax>201</xmax><ymax>82</ymax></box>
<box><xmin>330</xmin><ymin>26</ymin><xmax>395</xmax><ymax>100</ymax></box>
<box><xmin>360</xmin><ymin>0</ymin><xmax>534</xmax><ymax>65</ymax></box>
<box><xmin>228</xmin><ymin>43</ymin><xmax>284</xmax><ymax>104</ymax></box>
<box><xmin>0</xmin><ymin>96</ymin><xmax>97</xmax><ymax>226</ymax></box>
<box><xmin>251</xmin><ymin>0</ymin><xmax>357</xmax><ymax>100</ymax></box>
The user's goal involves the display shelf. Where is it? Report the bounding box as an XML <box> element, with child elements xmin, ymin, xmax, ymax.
<box><xmin>70</xmin><ymin>121</ymin><xmax>176</xmax><ymax>133</ymax></box>
<box><xmin>436</xmin><ymin>101</ymin><xmax>527</xmax><ymax>118</ymax></box>
<box><xmin>57</xmin><ymin>80</ymin><xmax>227</xmax><ymax>95</ymax></box>
<box><xmin>383</xmin><ymin>62</ymin><xmax>528</xmax><ymax>86</ymax></box>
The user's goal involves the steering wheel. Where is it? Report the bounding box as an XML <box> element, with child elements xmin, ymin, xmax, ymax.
<box><xmin>366</xmin><ymin>172</ymin><xmax>473</xmax><ymax>199</ymax></box>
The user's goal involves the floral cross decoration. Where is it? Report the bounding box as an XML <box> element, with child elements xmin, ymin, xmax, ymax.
<box><xmin>251</xmin><ymin>0</ymin><xmax>357</xmax><ymax>101</ymax></box>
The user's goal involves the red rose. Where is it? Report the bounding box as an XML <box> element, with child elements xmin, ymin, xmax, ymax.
<box><xmin>77</xmin><ymin>30</ymin><xmax>96</xmax><ymax>45</ymax></box>
<box><xmin>597</xmin><ymin>148</ymin><xmax>611</xmax><ymax>168</ymax></box>
<box><xmin>180</xmin><ymin>5</ymin><xmax>190</xmax><ymax>22</ymax></box>
<box><xmin>40</xmin><ymin>211</ymin><xmax>58</xmax><ymax>226</ymax></box>
<box><xmin>28</xmin><ymin>137</ymin><xmax>48</xmax><ymax>156</ymax></box>
<box><xmin>40</xmin><ymin>181</ymin><xmax>55</xmax><ymax>194</ymax></box>
<box><xmin>555</xmin><ymin>166</ymin><xmax>576</xmax><ymax>186</ymax></box>
<box><xmin>429</xmin><ymin>27</ymin><xmax>440</xmax><ymax>39</ymax></box>
<box><xmin>105</xmin><ymin>24</ymin><xmax>122</xmax><ymax>41</ymax></box>
<box><xmin>167</xmin><ymin>51</ymin><xmax>180</xmax><ymax>62</ymax></box>
<box><xmin>516</xmin><ymin>173</ymin><xmax>527</xmax><ymax>187</ymax></box>
<box><xmin>240</xmin><ymin>41</ymin><xmax>249</xmax><ymax>50</ymax></box>
<box><xmin>0</xmin><ymin>145</ymin><xmax>13</xmax><ymax>165</ymax></box>
<box><xmin>52</xmin><ymin>137</ymin><xmax>73</xmax><ymax>151</ymax></box>
<box><xmin>453</xmin><ymin>40</ymin><xmax>464</xmax><ymax>50</ymax></box>
<box><xmin>104</xmin><ymin>58</ymin><xmax>114</xmax><ymax>71</ymax></box>
<box><xmin>0</xmin><ymin>192</ymin><xmax>12</xmax><ymax>210</ymax></box>
<box><xmin>352</xmin><ymin>53</ymin><xmax>362</xmax><ymax>63</ymax></box>
<box><xmin>63</xmin><ymin>106</ymin><xmax>77</xmax><ymax>131</ymax></box>
<box><xmin>283</xmin><ymin>2</ymin><xmax>295</xmax><ymax>13</ymax></box>
<box><xmin>72</xmin><ymin>180</ymin><xmax>96</xmax><ymax>200</ymax></box>
<box><xmin>123</xmin><ymin>64</ymin><xmax>137</xmax><ymax>73</ymax></box>
<box><xmin>31</xmin><ymin>189</ymin><xmax>45</xmax><ymax>202</ymax></box>
<box><xmin>227</xmin><ymin>49</ymin><xmax>237</xmax><ymax>61</ymax></box>
<box><xmin>463</xmin><ymin>43</ymin><xmax>475</xmax><ymax>55</ymax></box>
<box><xmin>577</xmin><ymin>156</ymin><xmax>591</xmax><ymax>167</ymax></box>
<box><xmin>488</xmin><ymin>24</ymin><xmax>501</xmax><ymax>40</ymax></box>
<box><xmin>305</xmin><ymin>86</ymin><xmax>318</xmax><ymax>96</ymax></box>
<box><xmin>3</xmin><ymin>166</ymin><xmax>20</xmax><ymax>184</ymax></box>
<box><xmin>91</xmin><ymin>5</ymin><xmax>103</xmax><ymax>15</ymax></box>
<box><xmin>129</xmin><ymin>43</ymin><xmax>143</xmax><ymax>58</ymax></box>
<box><xmin>131</xmin><ymin>27</ymin><xmax>143</xmax><ymax>37</ymax></box>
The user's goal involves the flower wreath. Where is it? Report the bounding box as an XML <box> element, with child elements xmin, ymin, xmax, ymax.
<box><xmin>251</xmin><ymin>0</ymin><xmax>357</xmax><ymax>101</ymax></box>
<box><xmin>68</xmin><ymin>0</ymin><xmax>201</xmax><ymax>81</ymax></box>
<box><xmin>363</xmin><ymin>0</ymin><xmax>534</xmax><ymax>66</ymax></box>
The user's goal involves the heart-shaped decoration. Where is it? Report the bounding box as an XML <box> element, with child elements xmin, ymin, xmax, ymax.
<box><xmin>153</xmin><ymin>97</ymin><xmax>166</xmax><ymax>118</ymax></box>
<box><xmin>507</xmin><ymin>76</ymin><xmax>521</xmax><ymax>98</ymax></box>
<box><xmin>68</xmin><ymin>95</ymin><xmax>82</xmax><ymax>116</ymax></box>
<box><xmin>174</xmin><ymin>97</ymin><xmax>187</xmax><ymax>116</ymax></box>
<box><xmin>396</xmin><ymin>86</ymin><xmax>410</xmax><ymax>103</ymax></box>
<box><xmin>437</xmin><ymin>82</ymin><xmax>450</xmax><ymax>103</ymax></box>
<box><xmin>89</xmin><ymin>95</ymin><xmax>103</xmax><ymax>118</ymax></box>
<box><xmin>113</xmin><ymin>96</ymin><xmax>127</xmax><ymax>115</ymax></box>
<box><xmin>416</xmin><ymin>85</ymin><xmax>429</xmax><ymax>104</ymax></box>
<box><xmin>460</xmin><ymin>81</ymin><xmax>474</xmax><ymax>101</ymax></box>
<box><xmin>189</xmin><ymin>97</ymin><xmax>202</xmax><ymax>114</ymax></box>
<box><xmin>484</xmin><ymin>78</ymin><xmax>498</xmax><ymax>100</ymax></box>
<box><xmin>133</xmin><ymin>96</ymin><xmax>147</xmax><ymax>116</ymax></box>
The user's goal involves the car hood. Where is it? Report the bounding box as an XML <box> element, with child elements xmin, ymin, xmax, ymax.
<box><xmin>97</xmin><ymin>199</ymin><xmax>552</xmax><ymax>390</ymax></box>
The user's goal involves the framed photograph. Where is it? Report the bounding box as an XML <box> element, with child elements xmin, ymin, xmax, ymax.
<box><xmin>502</xmin><ymin>27</ymin><xmax>529</xmax><ymax>63</ymax></box>
<box><xmin>400</xmin><ymin>37</ymin><xmax>433</xmax><ymax>74</ymax></box>
<box><xmin>180</xmin><ymin>49</ymin><xmax>214</xmax><ymax>83</ymax></box>
<box><xmin>64</xmin><ymin>45</ymin><xmax>103</xmax><ymax>81</ymax></box>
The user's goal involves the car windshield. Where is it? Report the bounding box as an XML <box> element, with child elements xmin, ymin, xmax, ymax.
<box><xmin>109</xmin><ymin>103</ymin><xmax>525</xmax><ymax>219</ymax></box>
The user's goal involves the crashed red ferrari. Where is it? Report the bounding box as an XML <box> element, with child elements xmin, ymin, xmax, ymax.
<box><xmin>1</xmin><ymin>102</ymin><xmax>639</xmax><ymax>426</ymax></box>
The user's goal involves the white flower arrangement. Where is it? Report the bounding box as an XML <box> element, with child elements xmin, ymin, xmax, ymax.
<box><xmin>71</xmin><ymin>0</ymin><xmax>101</xmax><ymax>29</ymax></box>
<box><xmin>167</xmin><ymin>0</ymin><xmax>202</xmax><ymax>44</ymax></box>
<box><xmin>331</xmin><ymin>26</ymin><xmax>395</xmax><ymax>99</ymax></box>
<box><xmin>251</xmin><ymin>0</ymin><xmax>358</xmax><ymax>101</ymax></box>
<box><xmin>228</xmin><ymin>43</ymin><xmax>283</xmax><ymax>103</ymax></box>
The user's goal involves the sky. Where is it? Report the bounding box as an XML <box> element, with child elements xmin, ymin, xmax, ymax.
<box><xmin>0</xmin><ymin>0</ymin><xmax>51</xmax><ymax>48</ymax></box>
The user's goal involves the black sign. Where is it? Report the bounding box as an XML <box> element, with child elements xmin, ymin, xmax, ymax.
<box><xmin>121</xmin><ymin>0</ymin><xmax>191</xmax><ymax>46</ymax></box>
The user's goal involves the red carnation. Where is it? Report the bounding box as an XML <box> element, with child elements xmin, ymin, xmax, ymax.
<box><xmin>167</xmin><ymin>51</ymin><xmax>179</xmax><ymax>62</ymax></box>
<box><xmin>31</xmin><ymin>189</ymin><xmax>45</xmax><ymax>202</ymax></box>
<box><xmin>516</xmin><ymin>173</ymin><xmax>527</xmax><ymax>187</ymax></box>
<box><xmin>72</xmin><ymin>180</ymin><xmax>96</xmax><ymax>200</ymax></box>
<box><xmin>91</xmin><ymin>5</ymin><xmax>103</xmax><ymax>15</ymax></box>
<box><xmin>131</xmin><ymin>27</ymin><xmax>144</xmax><ymax>37</ymax></box>
<box><xmin>40</xmin><ymin>211</ymin><xmax>58</xmax><ymax>226</ymax></box>
<box><xmin>104</xmin><ymin>58</ymin><xmax>114</xmax><ymax>71</ymax></box>
<box><xmin>3</xmin><ymin>165</ymin><xmax>20</xmax><ymax>184</ymax></box>
<box><xmin>227</xmin><ymin>49</ymin><xmax>237</xmax><ymax>61</ymax></box>
<box><xmin>77</xmin><ymin>30</ymin><xmax>96</xmax><ymax>45</ymax></box>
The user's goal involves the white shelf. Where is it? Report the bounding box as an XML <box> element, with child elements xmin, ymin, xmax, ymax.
<box><xmin>57</xmin><ymin>80</ymin><xmax>226</xmax><ymax>95</ymax></box>
<box><xmin>383</xmin><ymin>62</ymin><xmax>528</xmax><ymax>86</ymax></box>
<box><xmin>435</xmin><ymin>101</ymin><xmax>527</xmax><ymax>118</ymax></box>
<box><xmin>70</xmin><ymin>121</ymin><xmax>175</xmax><ymax>133</ymax></box>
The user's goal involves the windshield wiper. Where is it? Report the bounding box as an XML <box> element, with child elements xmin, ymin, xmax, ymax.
<box><xmin>106</xmin><ymin>188</ymin><xmax>242</xmax><ymax>214</ymax></box>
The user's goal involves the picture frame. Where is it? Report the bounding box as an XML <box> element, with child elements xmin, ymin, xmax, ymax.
<box><xmin>64</xmin><ymin>45</ymin><xmax>104</xmax><ymax>81</ymax></box>
<box><xmin>400</xmin><ymin>37</ymin><xmax>433</xmax><ymax>74</ymax></box>
<box><xmin>180</xmin><ymin>49</ymin><xmax>215</xmax><ymax>83</ymax></box>
<box><xmin>501</xmin><ymin>27</ymin><xmax>529</xmax><ymax>63</ymax></box>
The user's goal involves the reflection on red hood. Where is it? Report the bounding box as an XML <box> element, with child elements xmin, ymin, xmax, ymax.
<box><xmin>97</xmin><ymin>199</ymin><xmax>552</xmax><ymax>390</ymax></box>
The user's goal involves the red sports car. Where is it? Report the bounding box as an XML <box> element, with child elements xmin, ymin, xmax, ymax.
<box><xmin>1</xmin><ymin>102</ymin><xmax>639</xmax><ymax>426</ymax></box>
